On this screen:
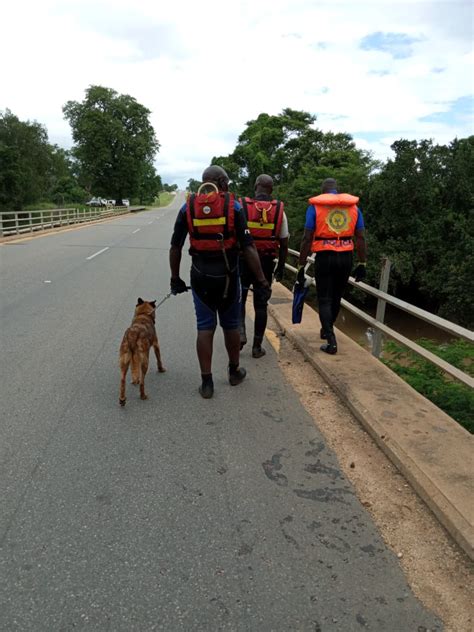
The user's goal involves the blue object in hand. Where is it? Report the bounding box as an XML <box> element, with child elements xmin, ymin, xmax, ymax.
<box><xmin>292</xmin><ymin>282</ymin><xmax>309</xmax><ymax>324</ymax></box>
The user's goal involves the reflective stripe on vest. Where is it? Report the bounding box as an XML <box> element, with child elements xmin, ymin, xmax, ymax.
<box><xmin>186</xmin><ymin>192</ymin><xmax>237</xmax><ymax>251</ymax></box>
<box><xmin>242</xmin><ymin>197</ymin><xmax>283</xmax><ymax>254</ymax></box>
<box><xmin>193</xmin><ymin>217</ymin><xmax>227</xmax><ymax>227</ymax></box>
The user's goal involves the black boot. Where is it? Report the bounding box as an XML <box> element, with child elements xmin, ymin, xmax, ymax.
<box><xmin>228</xmin><ymin>363</ymin><xmax>247</xmax><ymax>386</ymax></box>
<box><xmin>199</xmin><ymin>373</ymin><xmax>214</xmax><ymax>399</ymax></box>
<box><xmin>320</xmin><ymin>333</ymin><xmax>337</xmax><ymax>355</ymax></box>
<box><xmin>252</xmin><ymin>335</ymin><xmax>266</xmax><ymax>359</ymax></box>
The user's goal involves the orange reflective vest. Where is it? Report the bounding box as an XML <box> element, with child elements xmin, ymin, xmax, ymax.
<box><xmin>309</xmin><ymin>193</ymin><xmax>359</xmax><ymax>253</ymax></box>
<box><xmin>186</xmin><ymin>191</ymin><xmax>237</xmax><ymax>253</ymax></box>
<box><xmin>241</xmin><ymin>197</ymin><xmax>284</xmax><ymax>255</ymax></box>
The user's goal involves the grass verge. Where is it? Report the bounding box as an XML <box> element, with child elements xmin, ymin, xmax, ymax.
<box><xmin>382</xmin><ymin>338</ymin><xmax>473</xmax><ymax>433</ymax></box>
<box><xmin>155</xmin><ymin>192</ymin><xmax>174</xmax><ymax>207</ymax></box>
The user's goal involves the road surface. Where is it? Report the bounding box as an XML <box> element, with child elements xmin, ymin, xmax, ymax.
<box><xmin>0</xmin><ymin>194</ymin><xmax>441</xmax><ymax>630</ymax></box>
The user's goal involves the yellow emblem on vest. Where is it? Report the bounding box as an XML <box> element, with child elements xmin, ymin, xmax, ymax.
<box><xmin>326</xmin><ymin>207</ymin><xmax>349</xmax><ymax>234</ymax></box>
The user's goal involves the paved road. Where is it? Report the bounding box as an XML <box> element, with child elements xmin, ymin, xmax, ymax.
<box><xmin>0</xmin><ymin>195</ymin><xmax>441</xmax><ymax>631</ymax></box>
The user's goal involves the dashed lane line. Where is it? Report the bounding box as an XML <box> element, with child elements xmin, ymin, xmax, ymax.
<box><xmin>86</xmin><ymin>247</ymin><xmax>110</xmax><ymax>261</ymax></box>
<box><xmin>132</xmin><ymin>228</ymin><xmax>141</xmax><ymax>234</ymax></box>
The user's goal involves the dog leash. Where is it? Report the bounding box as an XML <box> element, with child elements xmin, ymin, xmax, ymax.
<box><xmin>155</xmin><ymin>286</ymin><xmax>191</xmax><ymax>310</ymax></box>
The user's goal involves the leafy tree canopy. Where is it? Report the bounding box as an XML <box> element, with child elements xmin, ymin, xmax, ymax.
<box><xmin>162</xmin><ymin>183</ymin><xmax>178</xmax><ymax>192</ymax></box>
<box><xmin>212</xmin><ymin>108</ymin><xmax>377</xmax><ymax>244</ymax></box>
<box><xmin>63</xmin><ymin>86</ymin><xmax>159</xmax><ymax>203</ymax></box>
<box><xmin>365</xmin><ymin>136</ymin><xmax>474</xmax><ymax>325</ymax></box>
<box><xmin>187</xmin><ymin>178</ymin><xmax>201</xmax><ymax>193</ymax></box>
<box><xmin>0</xmin><ymin>110</ymin><xmax>85</xmax><ymax>211</ymax></box>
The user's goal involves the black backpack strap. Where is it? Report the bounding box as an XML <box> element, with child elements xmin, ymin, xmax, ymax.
<box><xmin>241</xmin><ymin>197</ymin><xmax>249</xmax><ymax>220</ymax></box>
<box><xmin>222</xmin><ymin>192</ymin><xmax>230</xmax><ymax>239</ymax></box>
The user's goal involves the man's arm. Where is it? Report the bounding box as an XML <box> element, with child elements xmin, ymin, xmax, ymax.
<box><xmin>242</xmin><ymin>244</ymin><xmax>270</xmax><ymax>287</ymax></box>
<box><xmin>169</xmin><ymin>208</ymin><xmax>188</xmax><ymax>293</ymax></box>
<box><xmin>353</xmin><ymin>228</ymin><xmax>367</xmax><ymax>282</ymax></box>
<box><xmin>277</xmin><ymin>236</ymin><xmax>289</xmax><ymax>270</ymax></box>
<box><xmin>169</xmin><ymin>245</ymin><xmax>182</xmax><ymax>280</ymax></box>
<box><xmin>355</xmin><ymin>228</ymin><xmax>367</xmax><ymax>263</ymax></box>
<box><xmin>298</xmin><ymin>229</ymin><xmax>313</xmax><ymax>268</ymax></box>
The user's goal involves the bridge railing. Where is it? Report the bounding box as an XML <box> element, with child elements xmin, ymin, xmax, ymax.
<box><xmin>0</xmin><ymin>206</ymin><xmax>130</xmax><ymax>237</ymax></box>
<box><xmin>285</xmin><ymin>249</ymin><xmax>474</xmax><ymax>389</ymax></box>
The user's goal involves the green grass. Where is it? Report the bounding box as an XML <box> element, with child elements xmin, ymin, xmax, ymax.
<box><xmin>382</xmin><ymin>338</ymin><xmax>474</xmax><ymax>433</ymax></box>
<box><xmin>23</xmin><ymin>202</ymin><xmax>87</xmax><ymax>211</ymax></box>
<box><xmin>155</xmin><ymin>191</ymin><xmax>174</xmax><ymax>207</ymax></box>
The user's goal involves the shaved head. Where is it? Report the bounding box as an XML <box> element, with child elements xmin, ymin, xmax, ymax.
<box><xmin>321</xmin><ymin>178</ymin><xmax>338</xmax><ymax>193</ymax></box>
<box><xmin>202</xmin><ymin>165</ymin><xmax>229</xmax><ymax>191</ymax></box>
<box><xmin>255</xmin><ymin>174</ymin><xmax>273</xmax><ymax>195</ymax></box>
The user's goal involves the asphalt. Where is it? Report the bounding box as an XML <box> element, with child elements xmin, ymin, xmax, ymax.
<box><xmin>0</xmin><ymin>194</ymin><xmax>442</xmax><ymax>631</ymax></box>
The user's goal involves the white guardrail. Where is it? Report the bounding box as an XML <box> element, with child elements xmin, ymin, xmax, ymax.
<box><xmin>286</xmin><ymin>248</ymin><xmax>474</xmax><ymax>389</ymax></box>
<box><xmin>0</xmin><ymin>206</ymin><xmax>130</xmax><ymax>237</ymax></box>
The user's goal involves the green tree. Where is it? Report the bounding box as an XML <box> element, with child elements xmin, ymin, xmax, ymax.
<box><xmin>212</xmin><ymin>108</ymin><xmax>376</xmax><ymax>245</ymax></box>
<box><xmin>63</xmin><ymin>86</ymin><xmax>159</xmax><ymax>204</ymax></box>
<box><xmin>0</xmin><ymin>110</ymin><xmax>52</xmax><ymax>210</ymax></box>
<box><xmin>137</xmin><ymin>164</ymin><xmax>162</xmax><ymax>204</ymax></box>
<box><xmin>47</xmin><ymin>146</ymin><xmax>87</xmax><ymax>206</ymax></box>
<box><xmin>365</xmin><ymin>137</ymin><xmax>474</xmax><ymax>326</ymax></box>
<box><xmin>162</xmin><ymin>183</ymin><xmax>178</xmax><ymax>192</ymax></box>
<box><xmin>187</xmin><ymin>178</ymin><xmax>201</xmax><ymax>193</ymax></box>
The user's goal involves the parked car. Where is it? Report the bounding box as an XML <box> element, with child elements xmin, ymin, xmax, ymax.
<box><xmin>122</xmin><ymin>199</ymin><xmax>130</xmax><ymax>207</ymax></box>
<box><xmin>86</xmin><ymin>197</ymin><xmax>107</xmax><ymax>207</ymax></box>
<box><xmin>107</xmin><ymin>199</ymin><xmax>116</xmax><ymax>206</ymax></box>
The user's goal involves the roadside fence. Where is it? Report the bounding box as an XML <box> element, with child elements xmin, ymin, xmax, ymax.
<box><xmin>0</xmin><ymin>206</ymin><xmax>130</xmax><ymax>238</ymax></box>
<box><xmin>286</xmin><ymin>249</ymin><xmax>474</xmax><ymax>389</ymax></box>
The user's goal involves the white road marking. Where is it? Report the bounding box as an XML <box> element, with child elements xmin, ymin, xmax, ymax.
<box><xmin>86</xmin><ymin>247</ymin><xmax>109</xmax><ymax>261</ymax></box>
<box><xmin>44</xmin><ymin>280</ymin><xmax>52</xmax><ymax>284</ymax></box>
<box><xmin>132</xmin><ymin>228</ymin><xmax>140</xmax><ymax>234</ymax></box>
<box><xmin>147</xmin><ymin>221</ymin><xmax>153</xmax><ymax>225</ymax></box>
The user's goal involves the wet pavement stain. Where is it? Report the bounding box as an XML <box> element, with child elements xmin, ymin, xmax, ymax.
<box><xmin>307</xmin><ymin>440</ymin><xmax>326</xmax><ymax>456</ymax></box>
<box><xmin>314</xmin><ymin>533</ymin><xmax>351</xmax><ymax>554</ymax></box>
<box><xmin>279</xmin><ymin>516</ymin><xmax>299</xmax><ymax>549</ymax></box>
<box><xmin>261</xmin><ymin>409</ymin><xmax>284</xmax><ymax>423</ymax></box>
<box><xmin>304</xmin><ymin>460</ymin><xmax>342</xmax><ymax>480</ymax></box>
<box><xmin>262</xmin><ymin>453</ymin><xmax>288</xmax><ymax>487</ymax></box>
<box><xmin>237</xmin><ymin>543</ymin><xmax>253</xmax><ymax>556</ymax></box>
<box><xmin>356</xmin><ymin>613</ymin><xmax>367</xmax><ymax>626</ymax></box>
<box><xmin>294</xmin><ymin>487</ymin><xmax>352</xmax><ymax>504</ymax></box>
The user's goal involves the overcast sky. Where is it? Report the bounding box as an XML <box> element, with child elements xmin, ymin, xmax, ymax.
<box><xmin>2</xmin><ymin>0</ymin><xmax>473</xmax><ymax>187</ymax></box>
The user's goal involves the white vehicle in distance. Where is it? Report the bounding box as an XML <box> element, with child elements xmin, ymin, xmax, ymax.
<box><xmin>122</xmin><ymin>199</ymin><xmax>130</xmax><ymax>207</ymax></box>
<box><xmin>86</xmin><ymin>197</ymin><xmax>107</xmax><ymax>207</ymax></box>
<box><xmin>107</xmin><ymin>200</ymin><xmax>116</xmax><ymax>206</ymax></box>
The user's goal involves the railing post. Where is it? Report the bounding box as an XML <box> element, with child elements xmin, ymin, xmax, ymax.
<box><xmin>372</xmin><ymin>257</ymin><xmax>392</xmax><ymax>358</ymax></box>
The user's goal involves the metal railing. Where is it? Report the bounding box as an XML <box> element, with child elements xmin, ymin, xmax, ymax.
<box><xmin>0</xmin><ymin>206</ymin><xmax>130</xmax><ymax>237</ymax></box>
<box><xmin>286</xmin><ymin>249</ymin><xmax>474</xmax><ymax>389</ymax></box>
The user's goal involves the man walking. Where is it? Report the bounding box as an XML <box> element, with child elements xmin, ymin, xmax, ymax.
<box><xmin>169</xmin><ymin>166</ymin><xmax>271</xmax><ymax>398</ymax></box>
<box><xmin>296</xmin><ymin>177</ymin><xmax>367</xmax><ymax>354</ymax></box>
<box><xmin>239</xmin><ymin>175</ymin><xmax>289</xmax><ymax>358</ymax></box>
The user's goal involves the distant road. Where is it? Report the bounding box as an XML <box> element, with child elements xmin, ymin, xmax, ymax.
<box><xmin>0</xmin><ymin>193</ymin><xmax>441</xmax><ymax>630</ymax></box>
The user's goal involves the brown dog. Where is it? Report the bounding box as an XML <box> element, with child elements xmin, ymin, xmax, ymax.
<box><xmin>119</xmin><ymin>298</ymin><xmax>165</xmax><ymax>406</ymax></box>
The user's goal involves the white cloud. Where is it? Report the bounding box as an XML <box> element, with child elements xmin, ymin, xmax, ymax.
<box><xmin>1</xmin><ymin>0</ymin><xmax>472</xmax><ymax>186</ymax></box>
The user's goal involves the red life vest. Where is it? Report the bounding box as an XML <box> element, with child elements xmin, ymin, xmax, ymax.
<box><xmin>309</xmin><ymin>193</ymin><xmax>359</xmax><ymax>253</ymax></box>
<box><xmin>241</xmin><ymin>197</ymin><xmax>284</xmax><ymax>254</ymax></box>
<box><xmin>186</xmin><ymin>190</ymin><xmax>237</xmax><ymax>253</ymax></box>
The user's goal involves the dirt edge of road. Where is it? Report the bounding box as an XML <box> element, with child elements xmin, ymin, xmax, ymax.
<box><xmin>264</xmin><ymin>314</ymin><xmax>473</xmax><ymax>632</ymax></box>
